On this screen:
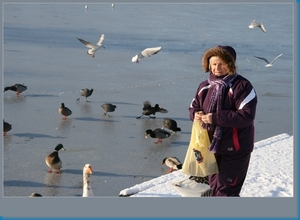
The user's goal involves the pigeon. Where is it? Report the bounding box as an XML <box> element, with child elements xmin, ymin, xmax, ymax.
<box><xmin>101</xmin><ymin>103</ymin><xmax>117</xmax><ymax>117</ymax></box>
<box><xmin>145</xmin><ymin>128</ymin><xmax>171</xmax><ymax>144</ymax></box>
<box><xmin>248</xmin><ymin>20</ymin><xmax>266</xmax><ymax>33</ymax></box>
<box><xmin>162</xmin><ymin>118</ymin><xmax>181</xmax><ymax>133</ymax></box>
<box><xmin>76</xmin><ymin>88</ymin><xmax>94</xmax><ymax>102</ymax></box>
<box><xmin>58</xmin><ymin>103</ymin><xmax>72</xmax><ymax>120</ymax></box>
<box><xmin>253</xmin><ymin>53</ymin><xmax>283</xmax><ymax>67</ymax></box>
<box><xmin>45</xmin><ymin>144</ymin><xmax>66</xmax><ymax>174</ymax></box>
<box><xmin>132</xmin><ymin>47</ymin><xmax>162</xmax><ymax>63</ymax></box>
<box><xmin>3</xmin><ymin>83</ymin><xmax>27</xmax><ymax>95</ymax></box>
<box><xmin>161</xmin><ymin>157</ymin><xmax>182</xmax><ymax>173</ymax></box>
<box><xmin>136</xmin><ymin>101</ymin><xmax>168</xmax><ymax>119</ymax></box>
<box><xmin>77</xmin><ymin>34</ymin><xmax>105</xmax><ymax>58</ymax></box>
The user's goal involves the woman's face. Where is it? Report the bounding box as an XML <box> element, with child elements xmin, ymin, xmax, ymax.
<box><xmin>209</xmin><ymin>56</ymin><xmax>228</xmax><ymax>77</ymax></box>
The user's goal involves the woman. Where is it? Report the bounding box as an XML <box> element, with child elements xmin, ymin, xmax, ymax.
<box><xmin>188</xmin><ymin>45</ymin><xmax>257</xmax><ymax>196</ymax></box>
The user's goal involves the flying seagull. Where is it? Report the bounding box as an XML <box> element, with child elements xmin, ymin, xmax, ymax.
<box><xmin>248</xmin><ymin>20</ymin><xmax>266</xmax><ymax>33</ymax></box>
<box><xmin>77</xmin><ymin>34</ymin><xmax>105</xmax><ymax>58</ymax></box>
<box><xmin>253</xmin><ymin>53</ymin><xmax>283</xmax><ymax>67</ymax></box>
<box><xmin>132</xmin><ymin>47</ymin><xmax>162</xmax><ymax>63</ymax></box>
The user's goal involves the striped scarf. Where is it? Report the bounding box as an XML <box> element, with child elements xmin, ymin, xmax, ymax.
<box><xmin>202</xmin><ymin>73</ymin><xmax>238</xmax><ymax>153</ymax></box>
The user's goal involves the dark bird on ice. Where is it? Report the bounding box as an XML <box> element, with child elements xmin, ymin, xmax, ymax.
<box><xmin>144</xmin><ymin>128</ymin><xmax>171</xmax><ymax>144</ymax></box>
<box><xmin>45</xmin><ymin>143</ymin><xmax>66</xmax><ymax>174</ymax></box>
<box><xmin>101</xmin><ymin>103</ymin><xmax>117</xmax><ymax>117</ymax></box>
<box><xmin>3</xmin><ymin>83</ymin><xmax>27</xmax><ymax>95</ymax></box>
<box><xmin>58</xmin><ymin>103</ymin><xmax>72</xmax><ymax>120</ymax></box>
<box><xmin>76</xmin><ymin>88</ymin><xmax>94</xmax><ymax>102</ymax></box>
<box><xmin>161</xmin><ymin>157</ymin><xmax>182</xmax><ymax>173</ymax></box>
<box><xmin>162</xmin><ymin>118</ymin><xmax>181</xmax><ymax>133</ymax></box>
<box><xmin>136</xmin><ymin>101</ymin><xmax>168</xmax><ymax>119</ymax></box>
<box><xmin>3</xmin><ymin>120</ymin><xmax>12</xmax><ymax>136</ymax></box>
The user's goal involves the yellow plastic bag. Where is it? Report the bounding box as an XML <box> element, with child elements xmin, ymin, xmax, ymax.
<box><xmin>181</xmin><ymin>121</ymin><xmax>219</xmax><ymax>177</ymax></box>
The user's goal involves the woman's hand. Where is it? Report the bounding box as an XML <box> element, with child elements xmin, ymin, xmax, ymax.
<box><xmin>201</xmin><ymin>113</ymin><xmax>213</xmax><ymax>124</ymax></box>
<box><xmin>194</xmin><ymin>111</ymin><xmax>203</xmax><ymax>122</ymax></box>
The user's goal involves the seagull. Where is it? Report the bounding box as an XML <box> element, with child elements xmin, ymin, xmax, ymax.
<box><xmin>132</xmin><ymin>47</ymin><xmax>162</xmax><ymax>63</ymax></box>
<box><xmin>77</xmin><ymin>34</ymin><xmax>105</xmax><ymax>58</ymax></box>
<box><xmin>253</xmin><ymin>53</ymin><xmax>283</xmax><ymax>67</ymax></box>
<box><xmin>248</xmin><ymin>20</ymin><xmax>266</xmax><ymax>33</ymax></box>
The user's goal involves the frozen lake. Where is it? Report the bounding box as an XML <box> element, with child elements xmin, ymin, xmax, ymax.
<box><xmin>2</xmin><ymin>3</ymin><xmax>294</xmax><ymax>198</ymax></box>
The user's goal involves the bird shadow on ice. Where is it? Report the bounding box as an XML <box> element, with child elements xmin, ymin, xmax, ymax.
<box><xmin>166</xmin><ymin>117</ymin><xmax>191</xmax><ymax>122</ymax></box>
<box><xmin>3</xmin><ymin>95</ymin><xmax>27</xmax><ymax>103</ymax></box>
<box><xmin>26</xmin><ymin>93</ymin><xmax>59</xmax><ymax>98</ymax></box>
<box><xmin>4</xmin><ymin>180</ymin><xmax>46</xmax><ymax>187</ymax></box>
<box><xmin>74</xmin><ymin>117</ymin><xmax>121</xmax><ymax>123</ymax></box>
<box><xmin>171</xmin><ymin>141</ymin><xmax>189</xmax><ymax>146</ymax></box>
<box><xmin>179</xmin><ymin>131</ymin><xmax>192</xmax><ymax>135</ymax></box>
<box><xmin>13</xmin><ymin>133</ymin><xmax>65</xmax><ymax>139</ymax></box>
<box><xmin>123</xmin><ymin>115</ymin><xmax>147</xmax><ymax>119</ymax></box>
<box><xmin>4</xmin><ymin>176</ymin><xmax>81</xmax><ymax>189</ymax></box>
<box><xmin>62</xmin><ymin>169</ymin><xmax>156</xmax><ymax>178</ymax></box>
<box><xmin>74</xmin><ymin>117</ymin><xmax>102</xmax><ymax>122</ymax></box>
<box><xmin>77</xmin><ymin>103</ymin><xmax>92</xmax><ymax>114</ymax></box>
<box><xmin>101</xmin><ymin>101</ymin><xmax>139</xmax><ymax>106</ymax></box>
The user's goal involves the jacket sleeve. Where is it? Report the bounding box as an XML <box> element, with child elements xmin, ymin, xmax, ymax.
<box><xmin>188</xmin><ymin>83</ymin><xmax>203</xmax><ymax>121</ymax></box>
<box><xmin>212</xmin><ymin>80</ymin><xmax>257</xmax><ymax>128</ymax></box>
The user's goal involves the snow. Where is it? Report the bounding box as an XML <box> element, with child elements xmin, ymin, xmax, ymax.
<box><xmin>119</xmin><ymin>133</ymin><xmax>294</xmax><ymax>197</ymax></box>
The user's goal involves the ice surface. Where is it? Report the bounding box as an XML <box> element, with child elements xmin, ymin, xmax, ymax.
<box><xmin>2</xmin><ymin>3</ymin><xmax>293</xmax><ymax>197</ymax></box>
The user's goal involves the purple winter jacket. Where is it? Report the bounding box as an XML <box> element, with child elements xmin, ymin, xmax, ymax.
<box><xmin>188</xmin><ymin>74</ymin><xmax>257</xmax><ymax>154</ymax></box>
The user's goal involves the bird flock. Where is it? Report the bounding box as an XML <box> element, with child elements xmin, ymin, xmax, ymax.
<box><xmin>3</xmin><ymin>80</ymin><xmax>183</xmax><ymax>197</ymax></box>
<box><xmin>3</xmin><ymin>5</ymin><xmax>284</xmax><ymax>196</ymax></box>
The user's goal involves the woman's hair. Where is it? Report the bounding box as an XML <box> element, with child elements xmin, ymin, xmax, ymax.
<box><xmin>202</xmin><ymin>46</ymin><xmax>237</xmax><ymax>75</ymax></box>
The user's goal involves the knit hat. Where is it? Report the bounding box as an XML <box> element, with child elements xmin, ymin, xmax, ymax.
<box><xmin>202</xmin><ymin>45</ymin><xmax>237</xmax><ymax>74</ymax></box>
<box><xmin>217</xmin><ymin>46</ymin><xmax>236</xmax><ymax>61</ymax></box>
